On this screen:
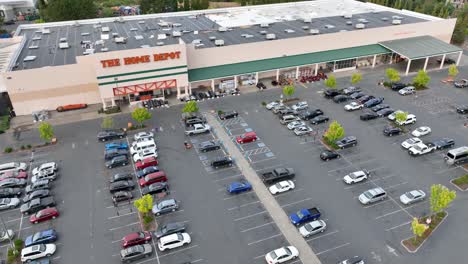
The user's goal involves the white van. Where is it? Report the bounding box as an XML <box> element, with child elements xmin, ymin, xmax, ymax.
<box><xmin>0</xmin><ymin>162</ymin><xmax>28</xmax><ymax>174</ymax></box>
<box><xmin>445</xmin><ymin>146</ymin><xmax>468</xmax><ymax>165</ymax></box>
<box><xmin>130</xmin><ymin>140</ymin><xmax>157</xmax><ymax>155</ymax></box>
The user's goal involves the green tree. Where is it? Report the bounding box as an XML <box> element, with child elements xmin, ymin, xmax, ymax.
<box><xmin>101</xmin><ymin>116</ymin><xmax>114</xmax><ymax>129</ymax></box>
<box><xmin>40</xmin><ymin>0</ymin><xmax>97</xmax><ymax>22</ymax></box>
<box><xmin>430</xmin><ymin>184</ymin><xmax>456</xmax><ymax>214</ymax></box>
<box><xmin>395</xmin><ymin>111</ymin><xmax>408</xmax><ymax>124</ymax></box>
<box><xmin>324</xmin><ymin>120</ymin><xmax>345</xmax><ymax>142</ymax></box>
<box><xmin>38</xmin><ymin>122</ymin><xmax>54</xmax><ymax>142</ymax></box>
<box><xmin>412</xmin><ymin>70</ymin><xmax>431</xmax><ymax>89</ymax></box>
<box><xmin>351</xmin><ymin>73</ymin><xmax>362</xmax><ymax>85</ymax></box>
<box><xmin>133</xmin><ymin>194</ymin><xmax>153</xmax><ymax>214</ymax></box>
<box><xmin>182</xmin><ymin>101</ymin><xmax>199</xmax><ymax>113</ymax></box>
<box><xmin>411</xmin><ymin>218</ymin><xmax>428</xmax><ymax>238</ymax></box>
<box><xmin>183</xmin><ymin>0</ymin><xmax>190</xmax><ymax>10</ymax></box>
<box><xmin>451</xmin><ymin>6</ymin><xmax>468</xmax><ymax>44</ymax></box>
<box><xmin>324</xmin><ymin>75</ymin><xmax>337</xmax><ymax>89</ymax></box>
<box><xmin>448</xmin><ymin>64</ymin><xmax>459</xmax><ymax>78</ymax></box>
<box><xmin>131</xmin><ymin>108</ymin><xmax>152</xmax><ymax>127</ymax></box>
<box><xmin>386</xmin><ymin>68</ymin><xmax>400</xmax><ymax>82</ymax></box>
<box><xmin>282</xmin><ymin>85</ymin><xmax>295</xmax><ymax>97</ymax></box>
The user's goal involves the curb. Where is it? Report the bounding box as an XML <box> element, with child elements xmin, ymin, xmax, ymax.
<box><xmin>400</xmin><ymin>211</ymin><xmax>448</xmax><ymax>253</ymax></box>
<box><xmin>450</xmin><ymin>179</ymin><xmax>467</xmax><ymax>192</ymax></box>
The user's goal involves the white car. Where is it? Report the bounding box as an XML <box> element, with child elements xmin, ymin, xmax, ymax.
<box><xmin>287</xmin><ymin>121</ymin><xmax>305</xmax><ymax>130</ymax></box>
<box><xmin>343</xmin><ymin>170</ymin><xmax>369</xmax><ymax>184</ymax></box>
<box><xmin>291</xmin><ymin>101</ymin><xmax>308</xmax><ymax>111</ymax></box>
<box><xmin>294</xmin><ymin>126</ymin><xmax>313</xmax><ymax>136</ymax></box>
<box><xmin>396</xmin><ymin>114</ymin><xmax>417</xmax><ymax>126</ymax></box>
<box><xmin>32</xmin><ymin>162</ymin><xmax>57</xmax><ymax>177</ymax></box>
<box><xmin>133</xmin><ymin>149</ymin><xmax>158</xmax><ymax>162</ymax></box>
<box><xmin>399</xmin><ymin>86</ymin><xmax>415</xmax><ymax>95</ymax></box>
<box><xmin>387</xmin><ymin>110</ymin><xmax>404</xmax><ymax>121</ymax></box>
<box><xmin>0</xmin><ymin>198</ymin><xmax>20</xmax><ymax>210</ymax></box>
<box><xmin>344</xmin><ymin>102</ymin><xmax>364</xmax><ymax>111</ymax></box>
<box><xmin>411</xmin><ymin>126</ymin><xmax>431</xmax><ymax>137</ymax></box>
<box><xmin>133</xmin><ymin>131</ymin><xmax>154</xmax><ymax>141</ymax></box>
<box><xmin>401</xmin><ymin>137</ymin><xmax>422</xmax><ymax>149</ymax></box>
<box><xmin>184</xmin><ymin>124</ymin><xmax>211</xmax><ymax>136</ymax></box>
<box><xmin>298</xmin><ymin>220</ymin><xmax>327</xmax><ymax>238</ymax></box>
<box><xmin>266</xmin><ymin>101</ymin><xmax>281</xmax><ymax>110</ymax></box>
<box><xmin>400</xmin><ymin>190</ymin><xmax>426</xmax><ymax>205</ymax></box>
<box><xmin>269</xmin><ymin>180</ymin><xmax>295</xmax><ymax>194</ymax></box>
<box><xmin>157</xmin><ymin>233</ymin><xmax>191</xmax><ymax>251</ymax></box>
<box><xmin>21</xmin><ymin>244</ymin><xmax>56</xmax><ymax>262</ymax></box>
<box><xmin>265</xmin><ymin>246</ymin><xmax>299</xmax><ymax>264</ymax></box>
<box><xmin>0</xmin><ymin>229</ymin><xmax>14</xmax><ymax>242</ymax></box>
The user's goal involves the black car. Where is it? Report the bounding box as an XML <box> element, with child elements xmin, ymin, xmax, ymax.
<box><xmin>109</xmin><ymin>180</ymin><xmax>135</xmax><ymax>193</ymax></box>
<box><xmin>97</xmin><ymin>130</ymin><xmax>126</xmax><ymax>142</ymax></box>
<box><xmin>349</xmin><ymin>92</ymin><xmax>366</xmax><ymax>100</ymax></box>
<box><xmin>335</xmin><ymin>136</ymin><xmax>358</xmax><ymax>149</ymax></box>
<box><xmin>371</xmin><ymin>104</ymin><xmax>389</xmax><ymax>112</ymax></box>
<box><xmin>333</xmin><ymin>95</ymin><xmax>350</xmax><ymax>103</ymax></box>
<box><xmin>320</xmin><ymin>150</ymin><xmax>340</xmax><ymax>161</ymax></box>
<box><xmin>383</xmin><ymin>126</ymin><xmax>402</xmax><ymax>136</ymax></box>
<box><xmin>456</xmin><ymin>105</ymin><xmax>468</xmax><ymax>114</ymax></box>
<box><xmin>112</xmin><ymin>191</ymin><xmax>133</xmax><ymax>203</ymax></box>
<box><xmin>218</xmin><ymin>110</ymin><xmax>239</xmax><ymax>120</ymax></box>
<box><xmin>0</xmin><ymin>188</ymin><xmax>22</xmax><ymax>198</ymax></box>
<box><xmin>299</xmin><ymin>109</ymin><xmax>324</xmax><ymax>120</ymax></box>
<box><xmin>20</xmin><ymin>197</ymin><xmax>56</xmax><ymax>215</ymax></box>
<box><xmin>256</xmin><ymin>82</ymin><xmax>267</xmax><ymax>90</ymax></box>
<box><xmin>376</xmin><ymin>108</ymin><xmax>395</xmax><ymax>117</ymax></box>
<box><xmin>184</xmin><ymin>117</ymin><xmax>205</xmax><ymax>127</ymax></box>
<box><xmin>110</xmin><ymin>173</ymin><xmax>133</xmax><ymax>183</ymax></box>
<box><xmin>106</xmin><ymin>155</ymin><xmax>128</xmax><ymax>169</ymax></box>
<box><xmin>360</xmin><ymin>111</ymin><xmax>379</xmax><ymax>121</ymax></box>
<box><xmin>104</xmin><ymin>149</ymin><xmax>129</xmax><ymax>161</ymax></box>
<box><xmin>431</xmin><ymin>138</ymin><xmax>455</xmax><ymax>150</ymax></box>
<box><xmin>391</xmin><ymin>82</ymin><xmax>406</xmax><ymax>91</ymax></box>
<box><xmin>310</xmin><ymin>115</ymin><xmax>329</xmax><ymax>125</ymax></box>
<box><xmin>154</xmin><ymin>222</ymin><xmax>186</xmax><ymax>239</ymax></box>
<box><xmin>437</xmin><ymin>58</ymin><xmax>456</xmax><ymax>65</ymax></box>
<box><xmin>23</xmin><ymin>189</ymin><xmax>51</xmax><ymax>203</ymax></box>
<box><xmin>357</xmin><ymin>95</ymin><xmax>375</xmax><ymax>104</ymax></box>
<box><xmin>136</xmin><ymin>166</ymin><xmax>159</xmax><ymax>179</ymax></box>
<box><xmin>141</xmin><ymin>182</ymin><xmax>169</xmax><ymax>196</ymax></box>
<box><xmin>324</xmin><ymin>89</ymin><xmax>341</xmax><ymax>98</ymax></box>
<box><xmin>364</xmin><ymin>97</ymin><xmax>384</xmax><ymax>108</ymax></box>
<box><xmin>3</xmin><ymin>20</ymin><xmax>15</xmax><ymax>25</ymax></box>
<box><xmin>211</xmin><ymin>157</ymin><xmax>233</xmax><ymax>169</ymax></box>
<box><xmin>198</xmin><ymin>140</ymin><xmax>221</xmax><ymax>153</ymax></box>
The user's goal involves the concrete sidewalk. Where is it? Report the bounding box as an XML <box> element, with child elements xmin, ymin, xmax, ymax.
<box><xmin>206</xmin><ymin>114</ymin><xmax>322</xmax><ymax>264</ymax></box>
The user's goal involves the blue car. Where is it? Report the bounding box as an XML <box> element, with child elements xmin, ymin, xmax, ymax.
<box><xmin>25</xmin><ymin>229</ymin><xmax>58</xmax><ymax>247</ymax></box>
<box><xmin>105</xmin><ymin>142</ymin><xmax>129</xmax><ymax>150</ymax></box>
<box><xmin>364</xmin><ymin>97</ymin><xmax>384</xmax><ymax>108</ymax></box>
<box><xmin>227</xmin><ymin>181</ymin><xmax>252</xmax><ymax>194</ymax></box>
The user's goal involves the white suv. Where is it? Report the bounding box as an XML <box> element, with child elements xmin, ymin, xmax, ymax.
<box><xmin>21</xmin><ymin>244</ymin><xmax>56</xmax><ymax>262</ymax></box>
<box><xmin>395</xmin><ymin>114</ymin><xmax>416</xmax><ymax>126</ymax></box>
<box><xmin>359</xmin><ymin>187</ymin><xmax>387</xmax><ymax>205</ymax></box>
<box><xmin>32</xmin><ymin>162</ymin><xmax>58</xmax><ymax>177</ymax></box>
<box><xmin>134</xmin><ymin>131</ymin><xmax>154</xmax><ymax>141</ymax></box>
<box><xmin>0</xmin><ymin>162</ymin><xmax>28</xmax><ymax>175</ymax></box>
<box><xmin>133</xmin><ymin>149</ymin><xmax>158</xmax><ymax>162</ymax></box>
<box><xmin>158</xmin><ymin>233</ymin><xmax>191</xmax><ymax>251</ymax></box>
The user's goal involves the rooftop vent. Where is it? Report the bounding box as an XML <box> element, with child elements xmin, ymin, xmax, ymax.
<box><xmin>302</xmin><ymin>26</ymin><xmax>309</xmax><ymax>30</ymax></box>
<box><xmin>260</xmin><ymin>23</ymin><xmax>269</xmax><ymax>28</ymax></box>
<box><xmin>118</xmin><ymin>17</ymin><xmax>125</xmax><ymax>23</ymax></box>
<box><xmin>24</xmin><ymin>56</ymin><xmax>37</xmax><ymax>62</ymax></box>
<box><xmin>209</xmin><ymin>36</ymin><xmax>216</xmax><ymax>41</ymax></box>
<box><xmin>173</xmin><ymin>23</ymin><xmax>182</xmax><ymax>27</ymax></box>
<box><xmin>156</xmin><ymin>42</ymin><xmax>164</xmax><ymax>46</ymax></box>
<box><xmin>41</xmin><ymin>28</ymin><xmax>50</xmax><ymax>34</ymax></box>
<box><xmin>339</xmin><ymin>29</ymin><xmax>348</xmax><ymax>32</ymax></box>
<box><xmin>135</xmin><ymin>35</ymin><xmax>144</xmax><ymax>40</ymax></box>
<box><xmin>392</xmin><ymin>15</ymin><xmax>403</xmax><ymax>20</ymax></box>
<box><xmin>309</xmin><ymin>29</ymin><xmax>320</xmax><ymax>35</ymax></box>
<box><xmin>266</xmin><ymin>33</ymin><xmax>276</xmax><ymax>40</ymax></box>
<box><xmin>28</xmin><ymin>45</ymin><xmax>39</xmax><ymax>49</ymax></box>
<box><xmin>346</xmin><ymin>21</ymin><xmax>353</xmax><ymax>25</ymax></box>
<box><xmin>303</xmin><ymin>18</ymin><xmax>312</xmax><ymax>23</ymax></box>
<box><xmin>101</xmin><ymin>27</ymin><xmax>110</xmax><ymax>32</ymax></box>
<box><xmin>182</xmin><ymin>30</ymin><xmax>191</xmax><ymax>33</ymax></box>
<box><xmin>138</xmin><ymin>21</ymin><xmax>145</xmax><ymax>24</ymax></box>
<box><xmin>130</xmin><ymin>28</ymin><xmax>138</xmax><ymax>31</ymax></box>
<box><xmin>101</xmin><ymin>48</ymin><xmax>109</xmax><ymax>52</ymax></box>
<box><xmin>355</xmin><ymin>23</ymin><xmax>365</xmax><ymax>29</ymax></box>
<box><xmin>357</xmin><ymin>18</ymin><xmax>369</xmax><ymax>24</ymax></box>
<box><xmin>324</xmin><ymin>24</ymin><xmax>335</xmax><ymax>29</ymax></box>
<box><xmin>32</xmin><ymin>36</ymin><xmax>42</xmax><ymax>41</ymax></box>
<box><xmin>73</xmin><ymin>21</ymin><xmax>81</xmax><ymax>27</ymax></box>
<box><xmin>93</xmin><ymin>24</ymin><xmax>102</xmax><ymax>29</ymax></box>
<box><xmin>381</xmin><ymin>17</ymin><xmax>389</xmax><ymax>21</ymax></box>
<box><xmin>241</xmin><ymin>34</ymin><xmax>254</xmax><ymax>38</ymax></box>
<box><xmin>343</xmin><ymin>14</ymin><xmax>352</xmax><ymax>19</ymax></box>
<box><xmin>284</xmin><ymin>29</ymin><xmax>295</xmax><ymax>33</ymax></box>
<box><xmin>259</xmin><ymin>31</ymin><xmax>267</xmax><ymax>35</ymax></box>
<box><xmin>218</xmin><ymin>27</ymin><xmax>227</xmax><ymax>32</ymax></box>
<box><xmin>172</xmin><ymin>31</ymin><xmax>182</xmax><ymax>37</ymax></box>
<box><xmin>81</xmin><ymin>32</ymin><xmax>90</xmax><ymax>36</ymax></box>
<box><xmin>195</xmin><ymin>43</ymin><xmax>204</xmax><ymax>48</ymax></box>
<box><xmin>215</xmin><ymin>39</ymin><xmax>224</xmax><ymax>46</ymax></box>
<box><xmin>158</xmin><ymin>22</ymin><xmax>169</xmax><ymax>27</ymax></box>
<box><xmin>192</xmin><ymin>39</ymin><xmax>201</xmax><ymax>44</ymax></box>
<box><xmin>392</xmin><ymin>20</ymin><xmax>402</xmax><ymax>25</ymax></box>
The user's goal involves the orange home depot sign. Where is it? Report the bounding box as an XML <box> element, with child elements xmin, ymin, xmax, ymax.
<box><xmin>100</xmin><ymin>51</ymin><xmax>181</xmax><ymax>68</ymax></box>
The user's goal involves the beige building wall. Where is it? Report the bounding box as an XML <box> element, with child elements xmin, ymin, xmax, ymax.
<box><xmin>187</xmin><ymin>19</ymin><xmax>457</xmax><ymax>69</ymax></box>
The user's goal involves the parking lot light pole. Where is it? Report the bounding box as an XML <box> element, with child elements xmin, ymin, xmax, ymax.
<box><xmin>280</xmin><ymin>94</ymin><xmax>283</xmax><ymax>104</ymax></box>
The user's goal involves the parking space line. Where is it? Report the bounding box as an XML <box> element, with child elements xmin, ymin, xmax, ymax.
<box><xmin>190</xmin><ymin>259</ymin><xmax>204</xmax><ymax>263</ymax></box>
<box><xmin>107</xmin><ymin>211</ymin><xmax>136</xmax><ymax>220</ymax></box>
<box><xmin>159</xmin><ymin>245</ymin><xmax>199</xmax><ymax>257</ymax></box>
<box><xmin>241</xmin><ymin>221</ymin><xmax>274</xmax><ymax>232</ymax></box>
<box><xmin>363</xmin><ymin>199</ymin><xmax>393</xmax><ymax>208</ymax></box>
<box><xmin>306</xmin><ymin>230</ymin><xmax>339</xmax><ymax>242</ymax></box>
<box><xmin>228</xmin><ymin>201</ymin><xmax>261</xmax><ymax>211</ymax></box>
<box><xmin>280</xmin><ymin>197</ymin><xmax>312</xmax><ymax>208</ymax></box>
<box><xmin>208</xmin><ymin>167</ymin><xmax>237</xmax><ymax>174</ymax></box>
<box><xmin>213</xmin><ymin>174</ymin><xmax>244</xmax><ymax>183</ymax></box>
<box><xmin>385</xmin><ymin>220</ymin><xmax>412</xmax><ymax>231</ymax></box>
<box><xmin>343</xmin><ymin>174</ymin><xmax>398</xmax><ymax>189</ymax></box>
<box><xmin>234</xmin><ymin>210</ymin><xmax>267</xmax><ymax>221</ymax></box>
<box><xmin>223</xmin><ymin>191</ymin><xmax>254</xmax><ymax>200</ymax></box>
<box><xmin>376</xmin><ymin>201</ymin><xmax>428</xmax><ymax>220</ymax></box>
<box><xmin>251</xmin><ymin>157</ymin><xmax>277</xmax><ymax>164</ymax></box>
<box><xmin>108</xmin><ymin>221</ymin><xmax>139</xmax><ymax>231</ymax></box>
<box><xmin>315</xmin><ymin>242</ymin><xmax>350</xmax><ymax>256</ymax></box>
<box><xmin>274</xmin><ymin>188</ymin><xmax>304</xmax><ymax>197</ymax></box>
<box><xmin>384</xmin><ymin>181</ymin><xmax>408</xmax><ymax>190</ymax></box>
<box><xmin>435</xmin><ymin>165</ymin><xmax>461</xmax><ymax>175</ymax></box>
<box><xmin>247</xmin><ymin>233</ymin><xmax>282</xmax><ymax>246</ymax></box>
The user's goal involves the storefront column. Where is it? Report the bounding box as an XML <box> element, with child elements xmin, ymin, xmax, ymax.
<box><xmin>188</xmin><ymin>84</ymin><xmax>192</xmax><ymax>94</ymax></box>
<box><xmin>211</xmin><ymin>79</ymin><xmax>215</xmax><ymax>92</ymax></box>
<box><xmin>101</xmin><ymin>98</ymin><xmax>107</xmax><ymax>109</ymax></box>
<box><xmin>184</xmin><ymin>86</ymin><xmax>188</xmax><ymax>95</ymax></box>
<box><xmin>389</xmin><ymin>53</ymin><xmax>394</xmax><ymax>64</ymax></box>
<box><xmin>276</xmin><ymin>69</ymin><xmax>280</xmax><ymax>81</ymax></box>
<box><xmin>111</xmin><ymin>98</ymin><xmax>116</xmax><ymax>107</ymax></box>
<box><xmin>333</xmin><ymin>61</ymin><xmax>336</xmax><ymax>72</ymax></box>
<box><xmin>255</xmin><ymin>72</ymin><xmax>259</xmax><ymax>85</ymax></box>
<box><xmin>177</xmin><ymin>86</ymin><xmax>181</xmax><ymax>98</ymax></box>
<box><xmin>295</xmin><ymin>66</ymin><xmax>300</xmax><ymax>79</ymax></box>
<box><xmin>234</xmin><ymin>76</ymin><xmax>238</xmax><ymax>88</ymax></box>
<box><xmin>423</xmin><ymin>57</ymin><xmax>429</xmax><ymax>72</ymax></box>
<box><xmin>372</xmin><ymin>55</ymin><xmax>377</xmax><ymax>68</ymax></box>
<box><xmin>405</xmin><ymin>59</ymin><xmax>412</xmax><ymax>76</ymax></box>
<box><xmin>456</xmin><ymin>51</ymin><xmax>462</xmax><ymax>66</ymax></box>
<box><xmin>439</xmin><ymin>54</ymin><xmax>446</xmax><ymax>69</ymax></box>
<box><xmin>314</xmin><ymin>64</ymin><xmax>318</xmax><ymax>75</ymax></box>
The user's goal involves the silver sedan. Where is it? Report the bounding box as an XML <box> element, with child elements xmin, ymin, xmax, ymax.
<box><xmin>400</xmin><ymin>190</ymin><xmax>426</xmax><ymax>205</ymax></box>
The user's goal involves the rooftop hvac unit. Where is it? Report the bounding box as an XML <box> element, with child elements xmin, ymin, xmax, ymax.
<box><xmin>192</xmin><ymin>39</ymin><xmax>201</xmax><ymax>44</ymax></box>
<box><xmin>158</xmin><ymin>22</ymin><xmax>169</xmax><ymax>27</ymax></box>
<box><xmin>59</xmin><ymin>37</ymin><xmax>67</xmax><ymax>42</ymax></box>
<box><xmin>32</xmin><ymin>36</ymin><xmax>42</xmax><ymax>41</ymax></box>
<box><xmin>41</xmin><ymin>28</ymin><xmax>50</xmax><ymax>34</ymax></box>
<box><xmin>23</xmin><ymin>56</ymin><xmax>37</xmax><ymax>62</ymax></box>
<box><xmin>324</xmin><ymin>24</ymin><xmax>335</xmax><ymax>29</ymax></box>
<box><xmin>194</xmin><ymin>31</ymin><xmax>198</xmax><ymax>35</ymax></box>
<box><xmin>156</xmin><ymin>42</ymin><xmax>164</xmax><ymax>46</ymax></box>
<box><xmin>118</xmin><ymin>17</ymin><xmax>125</xmax><ymax>23</ymax></box>
<box><xmin>95</xmin><ymin>40</ymin><xmax>104</xmax><ymax>45</ymax></box>
<box><xmin>141</xmin><ymin>45</ymin><xmax>150</xmax><ymax>48</ymax></box>
<box><xmin>392</xmin><ymin>20</ymin><xmax>402</xmax><ymax>25</ymax></box>
<box><xmin>130</xmin><ymin>28</ymin><xmax>138</xmax><ymax>31</ymax></box>
<box><xmin>215</xmin><ymin>39</ymin><xmax>224</xmax><ymax>46</ymax></box>
<box><xmin>303</xmin><ymin>18</ymin><xmax>312</xmax><ymax>23</ymax></box>
<box><xmin>101</xmin><ymin>27</ymin><xmax>110</xmax><ymax>32</ymax></box>
<box><xmin>138</xmin><ymin>21</ymin><xmax>145</xmax><ymax>24</ymax></box>
<box><xmin>101</xmin><ymin>34</ymin><xmax>109</xmax><ymax>40</ymax></box>
<box><xmin>135</xmin><ymin>35</ymin><xmax>144</xmax><ymax>40</ymax></box>
<box><xmin>157</xmin><ymin>34</ymin><xmax>167</xmax><ymax>40</ymax></box>
<box><xmin>284</xmin><ymin>29</ymin><xmax>295</xmax><ymax>33</ymax></box>
<box><xmin>173</xmin><ymin>23</ymin><xmax>182</xmax><ymax>27</ymax></box>
<box><xmin>259</xmin><ymin>30</ymin><xmax>267</xmax><ymax>35</ymax></box>
<box><xmin>309</xmin><ymin>29</ymin><xmax>319</xmax><ymax>35</ymax></box>
<box><xmin>244</xmin><ymin>34</ymin><xmax>253</xmax><ymax>38</ymax></box>
<box><xmin>101</xmin><ymin>48</ymin><xmax>109</xmax><ymax>52</ymax></box>
<box><xmin>392</xmin><ymin>15</ymin><xmax>403</xmax><ymax>20</ymax></box>
<box><xmin>59</xmin><ymin>42</ymin><xmax>69</xmax><ymax>49</ymax></box>
<box><xmin>339</xmin><ymin>29</ymin><xmax>348</xmax><ymax>32</ymax></box>
<box><xmin>260</xmin><ymin>23</ymin><xmax>269</xmax><ymax>28</ymax></box>
<box><xmin>355</xmin><ymin>23</ymin><xmax>365</xmax><ymax>29</ymax></box>
<box><xmin>81</xmin><ymin>32</ymin><xmax>90</xmax><ymax>36</ymax></box>
<box><xmin>28</xmin><ymin>45</ymin><xmax>39</xmax><ymax>49</ymax></box>
<box><xmin>381</xmin><ymin>17</ymin><xmax>389</xmax><ymax>21</ymax></box>
<box><xmin>93</xmin><ymin>23</ymin><xmax>102</xmax><ymax>28</ymax></box>
<box><xmin>357</xmin><ymin>18</ymin><xmax>369</xmax><ymax>24</ymax></box>
<box><xmin>172</xmin><ymin>31</ymin><xmax>182</xmax><ymax>37</ymax></box>
<box><xmin>266</xmin><ymin>33</ymin><xmax>276</xmax><ymax>40</ymax></box>
<box><xmin>112</xmin><ymin>33</ymin><xmax>119</xmax><ymax>38</ymax></box>
<box><xmin>209</xmin><ymin>36</ymin><xmax>216</xmax><ymax>41</ymax></box>
<box><xmin>302</xmin><ymin>26</ymin><xmax>309</xmax><ymax>30</ymax></box>
<box><xmin>114</xmin><ymin>37</ymin><xmax>127</xmax><ymax>44</ymax></box>
<box><xmin>73</xmin><ymin>21</ymin><xmax>80</xmax><ymax>27</ymax></box>
<box><xmin>218</xmin><ymin>27</ymin><xmax>227</xmax><ymax>32</ymax></box>
<box><xmin>343</xmin><ymin>14</ymin><xmax>352</xmax><ymax>19</ymax></box>
<box><xmin>83</xmin><ymin>49</ymin><xmax>95</xmax><ymax>55</ymax></box>
<box><xmin>195</xmin><ymin>43</ymin><xmax>204</xmax><ymax>48</ymax></box>
<box><xmin>346</xmin><ymin>21</ymin><xmax>353</xmax><ymax>25</ymax></box>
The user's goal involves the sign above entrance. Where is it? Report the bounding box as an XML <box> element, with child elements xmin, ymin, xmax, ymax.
<box><xmin>100</xmin><ymin>51</ymin><xmax>181</xmax><ymax>68</ymax></box>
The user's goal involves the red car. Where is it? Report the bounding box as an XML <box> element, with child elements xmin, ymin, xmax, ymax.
<box><xmin>0</xmin><ymin>171</ymin><xmax>28</xmax><ymax>181</ymax></box>
<box><xmin>56</xmin><ymin>104</ymin><xmax>87</xmax><ymax>112</ymax></box>
<box><xmin>135</xmin><ymin>156</ymin><xmax>158</xmax><ymax>171</ymax></box>
<box><xmin>236</xmin><ymin>131</ymin><xmax>257</xmax><ymax>144</ymax></box>
<box><xmin>138</xmin><ymin>171</ymin><xmax>167</xmax><ymax>187</ymax></box>
<box><xmin>29</xmin><ymin>207</ymin><xmax>59</xmax><ymax>224</ymax></box>
<box><xmin>121</xmin><ymin>231</ymin><xmax>152</xmax><ymax>248</ymax></box>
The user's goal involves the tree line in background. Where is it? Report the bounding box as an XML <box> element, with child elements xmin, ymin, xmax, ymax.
<box><xmin>367</xmin><ymin>0</ymin><xmax>467</xmax><ymax>44</ymax></box>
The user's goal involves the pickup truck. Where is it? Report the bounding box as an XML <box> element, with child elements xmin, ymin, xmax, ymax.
<box><xmin>408</xmin><ymin>142</ymin><xmax>436</xmax><ymax>156</ymax></box>
<box><xmin>185</xmin><ymin>124</ymin><xmax>211</xmax><ymax>136</ymax></box>
<box><xmin>289</xmin><ymin>207</ymin><xmax>321</xmax><ymax>226</ymax></box>
<box><xmin>20</xmin><ymin>197</ymin><xmax>56</xmax><ymax>215</ymax></box>
<box><xmin>261</xmin><ymin>168</ymin><xmax>295</xmax><ymax>184</ymax></box>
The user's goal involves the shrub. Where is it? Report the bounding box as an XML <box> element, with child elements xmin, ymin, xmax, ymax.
<box><xmin>4</xmin><ymin>147</ymin><xmax>13</xmax><ymax>153</ymax></box>
<box><xmin>104</xmin><ymin>106</ymin><xmax>121</xmax><ymax>114</ymax></box>
<box><xmin>26</xmin><ymin>144</ymin><xmax>32</xmax><ymax>149</ymax></box>
<box><xmin>14</xmin><ymin>239</ymin><xmax>23</xmax><ymax>249</ymax></box>
<box><xmin>143</xmin><ymin>214</ymin><xmax>153</xmax><ymax>224</ymax></box>
<box><xmin>261</xmin><ymin>101</ymin><xmax>267</xmax><ymax>106</ymax></box>
<box><xmin>0</xmin><ymin>115</ymin><xmax>10</xmax><ymax>132</ymax></box>
<box><xmin>20</xmin><ymin>145</ymin><xmax>25</xmax><ymax>150</ymax></box>
<box><xmin>383</xmin><ymin>81</ymin><xmax>391</xmax><ymax>88</ymax></box>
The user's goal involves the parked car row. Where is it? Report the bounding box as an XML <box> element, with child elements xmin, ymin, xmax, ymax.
<box><xmin>180</xmin><ymin>88</ymin><xmax>240</xmax><ymax>102</ymax></box>
<box><xmin>141</xmin><ymin>98</ymin><xmax>169</xmax><ymax>110</ymax></box>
